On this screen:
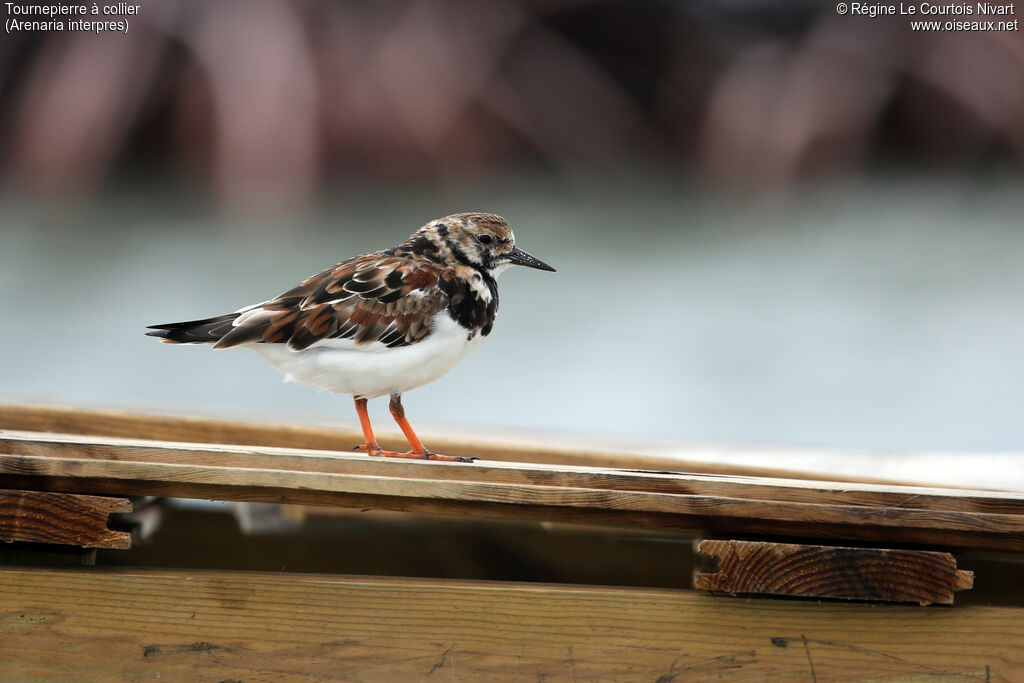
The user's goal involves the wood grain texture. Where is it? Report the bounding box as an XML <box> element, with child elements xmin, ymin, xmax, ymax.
<box><xmin>2</xmin><ymin>430</ymin><xmax>1024</xmax><ymax>549</ymax></box>
<box><xmin>0</xmin><ymin>489</ymin><xmax>131</xmax><ymax>549</ymax></box>
<box><xmin>695</xmin><ymin>540</ymin><xmax>974</xmax><ymax>605</ymax></box>
<box><xmin>4</xmin><ymin>430</ymin><xmax>1022</xmax><ymax>513</ymax></box>
<box><xmin>0</xmin><ymin>568</ymin><xmax>1021</xmax><ymax>681</ymax></box>
<box><xmin>0</xmin><ymin>402</ymin><xmax>901</xmax><ymax>482</ymax></box>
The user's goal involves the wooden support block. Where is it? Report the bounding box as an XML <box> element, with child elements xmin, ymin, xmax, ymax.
<box><xmin>0</xmin><ymin>489</ymin><xmax>132</xmax><ymax>549</ymax></box>
<box><xmin>695</xmin><ymin>539</ymin><xmax>974</xmax><ymax>605</ymax></box>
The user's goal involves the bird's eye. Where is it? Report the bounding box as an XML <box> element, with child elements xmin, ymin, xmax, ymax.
<box><xmin>477</xmin><ymin>234</ymin><xmax>493</xmax><ymax>245</ymax></box>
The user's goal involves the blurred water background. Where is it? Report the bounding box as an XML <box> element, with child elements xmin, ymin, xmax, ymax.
<box><xmin>2</xmin><ymin>0</ymin><xmax>1023</xmax><ymax>478</ymax></box>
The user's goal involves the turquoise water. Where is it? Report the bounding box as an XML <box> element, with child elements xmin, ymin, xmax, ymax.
<box><xmin>3</xmin><ymin>174</ymin><xmax>1024</xmax><ymax>453</ymax></box>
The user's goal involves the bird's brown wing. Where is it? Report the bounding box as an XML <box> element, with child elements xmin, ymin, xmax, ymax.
<box><xmin>214</xmin><ymin>254</ymin><xmax>452</xmax><ymax>351</ymax></box>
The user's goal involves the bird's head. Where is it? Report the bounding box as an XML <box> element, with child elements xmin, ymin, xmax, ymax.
<box><xmin>420</xmin><ymin>212</ymin><xmax>555</xmax><ymax>276</ymax></box>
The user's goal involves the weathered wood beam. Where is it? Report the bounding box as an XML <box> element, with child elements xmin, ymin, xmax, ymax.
<box><xmin>694</xmin><ymin>539</ymin><xmax>974</xmax><ymax>605</ymax></box>
<box><xmin>1</xmin><ymin>431</ymin><xmax>1023</xmax><ymax>549</ymax></box>
<box><xmin>0</xmin><ymin>569</ymin><xmax>1020</xmax><ymax>681</ymax></box>
<box><xmin>2</xmin><ymin>430</ymin><xmax>1021</xmax><ymax>513</ymax></box>
<box><xmin>0</xmin><ymin>402</ymin><xmax>898</xmax><ymax>482</ymax></box>
<box><xmin>0</xmin><ymin>402</ymin><xmax>693</xmax><ymax>471</ymax></box>
<box><xmin>0</xmin><ymin>489</ymin><xmax>131</xmax><ymax>549</ymax></box>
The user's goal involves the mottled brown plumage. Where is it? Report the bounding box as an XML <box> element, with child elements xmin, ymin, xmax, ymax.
<box><xmin>212</xmin><ymin>254</ymin><xmax>451</xmax><ymax>351</ymax></box>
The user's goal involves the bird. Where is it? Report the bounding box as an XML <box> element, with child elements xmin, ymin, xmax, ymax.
<box><xmin>146</xmin><ymin>212</ymin><xmax>555</xmax><ymax>463</ymax></box>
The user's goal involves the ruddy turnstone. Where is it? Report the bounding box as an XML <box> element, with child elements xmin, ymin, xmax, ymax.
<box><xmin>146</xmin><ymin>212</ymin><xmax>554</xmax><ymax>462</ymax></box>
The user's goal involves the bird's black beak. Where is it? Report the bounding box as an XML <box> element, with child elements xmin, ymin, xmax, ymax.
<box><xmin>507</xmin><ymin>246</ymin><xmax>556</xmax><ymax>272</ymax></box>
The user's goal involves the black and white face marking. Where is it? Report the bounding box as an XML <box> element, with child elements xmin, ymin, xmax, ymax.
<box><xmin>418</xmin><ymin>213</ymin><xmax>555</xmax><ymax>276</ymax></box>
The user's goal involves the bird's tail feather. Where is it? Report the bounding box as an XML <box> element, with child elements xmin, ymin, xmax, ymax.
<box><xmin>146</xmin><ymin>313</ymin><xmax>240</xmax><ymax>344</ymax></box>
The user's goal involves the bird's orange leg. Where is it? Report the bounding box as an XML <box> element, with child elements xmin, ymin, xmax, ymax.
<box><xmin>353</xmin><ymin>397</ymin><xmax>384</xmax><ymax>456</ymax></box>
<box><xmin>389</xmin><ymin>393</ymin><xmax>429</xmax><ymax>454</ymax></box>
<box><xmin>387</xmin><ymin>394</ymin><xmax>476</xmax><ymax>463</ymax></box>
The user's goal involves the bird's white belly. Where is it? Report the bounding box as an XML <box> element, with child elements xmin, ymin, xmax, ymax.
<box><xmin>246</xmin><ymin>313</ymin><xmax>482</xmax><ymax>399</ymax></box>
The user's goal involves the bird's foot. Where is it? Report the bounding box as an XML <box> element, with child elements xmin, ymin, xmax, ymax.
<box><xmin>407</xmin><ymin>451</ymin><xmax>477</xmax><ymax>463</ymax></box>
<box><xmin>353</xmin><ymin>444</ymin><xmax>475</xmax><ymax>463</ymax></box>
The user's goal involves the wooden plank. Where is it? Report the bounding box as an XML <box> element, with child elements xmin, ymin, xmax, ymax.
<box><xmin>3</xmin><ymin>430</ymin><xmax>1023</xmax><ymax>514</ymax></box>
<box><xmin>0</xmin><ymin>489</ymin><xmax>131</xmax><ymax>549</ymax></box>
<box><xmin>0</xmin><ymin>402</ymin><xmax>898</xmax><ymax>482</ymax></box>
<box><xmin>694</xmin><ymin>540</ymin><xmax>974</xmax><ymax>605</ymax></box>
<box><xmin>0</xmin><ymin>568</ymin><xmax>1021</xmax><ymax>681</ymax></box>
<box><xmin>2</xmin><ymin>431</ymin><xmax>1024</xmax><ymax>549</ymax></box>
<box><xmin>0</xmin><ymin>402</ymin><xmax>703</xmax><ymax>472</ymax></box>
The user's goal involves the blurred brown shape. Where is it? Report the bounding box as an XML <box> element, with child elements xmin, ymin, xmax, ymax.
<box><xmin>700</xmin><ymin>17</ymin><xmax>901</xmax><ymax>185</ymax></box>
<box><xmin>914</xmin><ymin>31</ymin><xmax>1024</xmax><ymax>157</ymax></box>
<box><xmin>190</xmin><ymin>0</ymin><xmax>318</xmax><ymax>210</ymax></box>
<box><xmin>1</xmin><ymin>0</ymin><xmax>1022</xmax><ymax>209</ymax></box>
<box><xmin>6</xmin><ymin>27</ymin><xmax>165</xmax><ymax>196</ymax></box>
<box><xmin>699</xmin><ymin>13</ymin><xmax>1024</xmax><ymax>185</ymax></box>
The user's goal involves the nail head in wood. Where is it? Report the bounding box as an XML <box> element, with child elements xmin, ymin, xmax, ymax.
<box><xmin>694</xmin><ymin>539</ymin><xmax>974</xmax><ymax>605</ymax></box>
